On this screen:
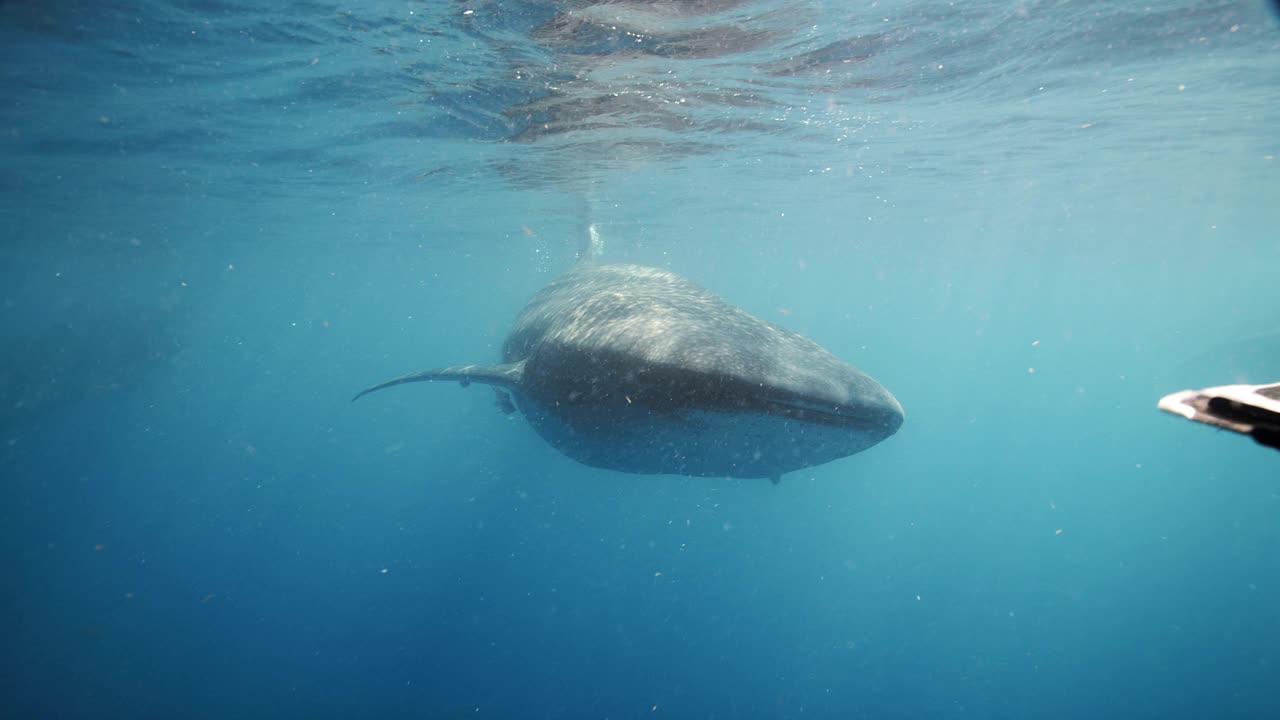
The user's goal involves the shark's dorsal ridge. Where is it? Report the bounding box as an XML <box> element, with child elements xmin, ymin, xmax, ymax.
<box><xmin>351</xmin><ymin>361</ymin><xmax>525</xmax><ymax>403</ymax></box>
<box><xmin>574</xmin><ymin>223</ymin><xmax>605</xmax><ymax>265</ymax></box>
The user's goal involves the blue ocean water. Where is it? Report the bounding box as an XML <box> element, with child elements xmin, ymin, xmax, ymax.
<box><xmin>2</xmin><ymin>0</ymin><xmax>1278</xmax><ymax>717</ymax></box>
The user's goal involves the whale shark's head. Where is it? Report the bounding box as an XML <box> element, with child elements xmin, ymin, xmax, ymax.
<box><xmin>753</xmin><ymin>361</ymin><xmax>904</xmax><ymax>441</ymax></box>
<box><xmin>680</xmin><ymin>351</ymin><xmax>904</xmax><ymax>476</ymax></box>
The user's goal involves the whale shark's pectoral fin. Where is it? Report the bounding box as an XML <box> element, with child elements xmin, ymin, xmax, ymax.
<box><xmin>493</xmin><ymin>389</ymin><xmax>517</xmax><ymax>414</ymax></box>
<box><xmin>770</xmin><ymin>474</ymin><xmax>782</xmax><ymax>486</ymax></box>
<box><xmin>352</xmin><ymin>361</ymin><xmax>525</xmax><ymax>402</ymax></box>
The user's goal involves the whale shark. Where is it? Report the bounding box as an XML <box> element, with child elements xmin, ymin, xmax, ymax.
<box><xmin>355</xmin><ymin>234</ymin><xmax>903</xmax><ymax>482</ymax></box>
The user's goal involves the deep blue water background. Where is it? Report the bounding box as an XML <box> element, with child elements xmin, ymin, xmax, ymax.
<box><xmin>3</xmin><ymin>1</ymin><xmax>1279</xmax><ymax>718</ymax></box>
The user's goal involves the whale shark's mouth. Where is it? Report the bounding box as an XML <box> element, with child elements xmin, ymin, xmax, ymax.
<box><xmin>754</xmin><ymin>394</ymin><xmax>902</xmax><ymax>433</ymax></box>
